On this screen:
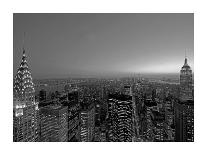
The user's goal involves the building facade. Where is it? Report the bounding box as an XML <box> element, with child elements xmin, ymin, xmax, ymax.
<box><xmin>39</xmin><ymin>105</ymin><xmax>68</xmax><ymax>142</ymax></box>
<box><xmin>175</xmin><ymin>57</ymin><xmax>194</xmax><ymax>142</ymax></box>
<box><xmin>62</xmin><ymin>91</ymin><xmax>81</xmax><ymax>141</ymax></box>
<box><xmin>180</xmin><ymin>58</ymin><xmax>193</xmax><ymax>101</ymax></box>
<box><xmin>80</xmin><ymin>99</ymin><xmax>95</xmax><ymax>142</ymax></box>
<box><xmin>13</xmin><ymin>49</ymin><xmax>39</xmax><ymax>142</ymax></box>
<box><xmin>107</xmin><ymin>94</ymin><xmax>133</xmax><ymax>142</ymax></box>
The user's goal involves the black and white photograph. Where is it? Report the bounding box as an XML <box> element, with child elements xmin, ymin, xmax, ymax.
<box><xmin>13</xmin><ymin>13</ymin><xmax>194</xmax><ymax>142</ymax></box>
<box><xmin>2</xmin><ymin>0</ymin><xmax>207</xmax><ymax>154</ymax></box>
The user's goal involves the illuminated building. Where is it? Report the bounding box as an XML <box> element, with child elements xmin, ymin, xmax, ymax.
<box><xmin>124</xmin><ymin>85</ymin><xmax>139</xmax><ymax>141</ymax></box>
<box><xmin>13</xmin><ymin>49</ymin><xmax>39</xmax><ymax>142</ymax></box>
<box><xmin>107</xmin><ymin>94</ymin><xmax>133</xmax><ymax>142</ymax></box>
<box><xmin>175</xmin><ymin>100</ymin><xmax>194</xmax><ymax>142</ymax></box>
<box><xmin>80</xmin><ymin>99</ymin><xmax>95</xmax><ymax>142</ymax></box>
<box><xmin>175</xmin><ymin>57</ymin><xmax>194</xmax><ymax>142</ymax></box>
<box><xmin>62</xmin><ymin>91</ymin><xmax>80</xmax><ymax>141</ymax></box>
<box><xmin>39</xmin><ymin>105</ymin><xmax>68</xmax><ymax>142</ymax></box>
<box><xmin>180</xmin><ymin>57</ymin><xmax>193</xmax><ymax>101</ymax></box>
<box><xmin>95</xmin><ymin>101</ymin><xmax>101</xmax><ymax>126</ymax></box>
<box><xmin>163</xmin><ymin>97</ymin><xmax>175</xmax><ymax>141</ymax></box>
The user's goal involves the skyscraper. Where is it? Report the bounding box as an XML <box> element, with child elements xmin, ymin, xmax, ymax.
<box><xmin>175</xmin><ymin>100</ymin><xmax>194</xmax><ymax>142</ymax></box>
<box><xmin>107</xmin><ymin>94</ymin><xmax>133</xmax><ymax>142</ymax></box>
<box><xmin>62</xmin><ymin>91</ymin><xmax>81</xmax><ymax>142</ymax></box>
<box><xmin>124</xmin><ymin>85</ymin><xmax>139</xmax><ymax>141</ymax></box>
<box><xmin>175</xmin><ymin>57</ymin><xmax>194</xmax><ymax>142</ymax></box>
<box><xmin>13</xmin><ymin>49</ymin><xmax>39</xmax><ymax>142</ymax></box>
<box><xmin>80</xmin><ymin>98</ymin><xmax>95</xmax><ymax>142</ymax></box>
<box><xmin>180</xmin><ymin>57</ymin><xmax>193</xmax><ymax>101</ymax></box>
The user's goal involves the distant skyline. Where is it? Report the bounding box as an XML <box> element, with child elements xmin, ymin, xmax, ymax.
<box><xmin>13</xmin><ymin>13</ymin><xmax>194</xmax><ymax>79</ymax></box>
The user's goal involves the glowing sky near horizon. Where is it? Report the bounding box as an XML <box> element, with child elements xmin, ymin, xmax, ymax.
<box><xmin>13</xmin><ymin>13</ymin><xmax>194</xmax><ymax>78</ymax></box>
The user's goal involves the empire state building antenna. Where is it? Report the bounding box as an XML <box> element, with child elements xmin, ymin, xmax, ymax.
<box><xmin>185</xmin><ymin>49</ymin><xmax>187</xmax><ymax>59</ymax></box>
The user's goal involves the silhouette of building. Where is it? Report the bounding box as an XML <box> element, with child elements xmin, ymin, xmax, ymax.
<box><xmin>13</xmin><ymin>49</ymin><xmax>39</xmax><ymax>142</ymax></box>
<box><xmin>39</xmin><ymin>105</ymin><xmax>68</xmax><ymax>142</ymax></box>
<box><xmin>107</xmin><ymin>94</ymin><xmax>133</xmax><ymax>142</ymax></box>
<box><xmin>39</xmin><ymin>89</ymin><xmax>46</xmax><ymax>102</ymax></box>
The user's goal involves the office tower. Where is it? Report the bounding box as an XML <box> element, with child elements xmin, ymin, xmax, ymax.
<box><xmin>95</xmin><ymin>101</ymin><xmax>101</xmax><ymax>126</ymax></box>
<box><xmin>180</xmin><ymin>57</ymin><xmax>193</xmax><ymax>101</ymax></box>
<box><xmin>80</xmin><ymin>98</ymin><xmax>95</xmax><ymax>142</ymax></box>
<box><xmin>164</xmin><ymin>97</ymin><xmax>175</xmax><ymax>141</ymax></box>
<box><xmin>107</xmin><ymin>94</ymin><xmax>133</xmax><ymax>142</ymax></box>
<box><xmin>62</xmin><ymin>91</ymin><xmax>80</xmax><ymax>141</ymax></box>
<box><xmin>124</xmin><ymin>85</ymin><xmax>139</xmax><ymax>141</ymax></box>
<box><xmin>39</xmin><ymin>105</ymin><xmax>68</xmax><ymax>142</ymax></box>
<box><xmin>152</xmin><ymin>111</ymin><xmax>165</xmax><ymax>142</ymax></box>
<box><xmin>175</xmin><ymin>100</ymin><xmax>194</xmax><ymax>142</ymax></box>
<box><xmin>100</xmin><ymin>86</ymin><xmax>108</xmax><ymax>124</ymax></box>
<box><xmin>13</xmin><ymin>49</ymin><xmax>39</xmax><ymax>142</ymax></box>
<box><xmin>152</xmin><ymin>89</ymin><xmax>156</xmax><ymax>102</ymax></box>
<box><xmin>39</xmin><ymin>89</ymin><xmax>46</xmax><ymax>102</ymax></box>
<box><xmin>175</xmin><ymin>57</ymin><xmax>194</xmax><ymax>142</ymax></box>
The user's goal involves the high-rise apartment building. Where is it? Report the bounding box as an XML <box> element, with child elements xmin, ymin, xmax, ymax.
<box><xmin>13</xmin><ymin>49</ymin><xmax>39</xmax><ymax>142</ymax></box>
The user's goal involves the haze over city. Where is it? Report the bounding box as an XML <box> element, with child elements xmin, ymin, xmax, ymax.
<box><xmin>13</xmin><ymin>13</ymin><xmax>194</xmax><ymax>78</ymax></box>
<box><xmin>13</xmin><ymin>13</ymin><xmax>194</xmax><ymax>143</ymax></box>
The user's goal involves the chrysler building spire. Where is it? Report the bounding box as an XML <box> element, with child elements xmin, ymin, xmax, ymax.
<box><xmin>13</xmin><ymin>43</ymin><xmax>38</xmax><ymax>142</ymax></box>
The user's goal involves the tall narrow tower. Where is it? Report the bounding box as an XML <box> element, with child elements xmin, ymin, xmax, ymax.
<box><xmin>13</xmin><ymin>48</ymin><xmax>39</xmax><ymax>142</ymax></box>
<box><xmin>175</xmin><ymin>56</ymin><xmax>194</xmax><ymax>142</ymax></box>
<box><xmin>180</xmin><ymin>57</ymin><xmax>193</xmax><ymax>101</ymax></box>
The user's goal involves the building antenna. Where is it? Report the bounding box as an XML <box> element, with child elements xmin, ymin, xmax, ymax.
<box><xmin>185</xmin><ymin>49</ymin><xmax>187</xmax><ymax>59</ymax></box>
<box><xmin>23</xmin><ymin>32</ymin><xmax>26</xmax><ymax>51</ymax></box>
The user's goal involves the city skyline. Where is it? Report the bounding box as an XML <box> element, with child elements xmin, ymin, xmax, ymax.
<box><xmin>13</xmin><ymin>13</ymin><xmax>194</xmax><ymax>79</ymax></box>
<box><xmin>13</xmin><ymin>13</ymin><xmax>194</xmax><ymax>142</ymax></box>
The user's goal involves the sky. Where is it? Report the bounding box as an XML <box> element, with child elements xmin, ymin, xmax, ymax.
<box><xmin>13</xmin><ymin>13</ymin><xmax>194</xmax><ymax>79</ymax></box>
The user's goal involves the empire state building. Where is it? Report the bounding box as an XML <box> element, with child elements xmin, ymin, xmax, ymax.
<box><xmin>175</xmin><ymin>57</ymin><xmax>194</xmax><ymax>142</ymax></box>
<box><xmin>180</xmin><ymin>57</ymin><xmax>193</xmax><ymax>101</ymax></box>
